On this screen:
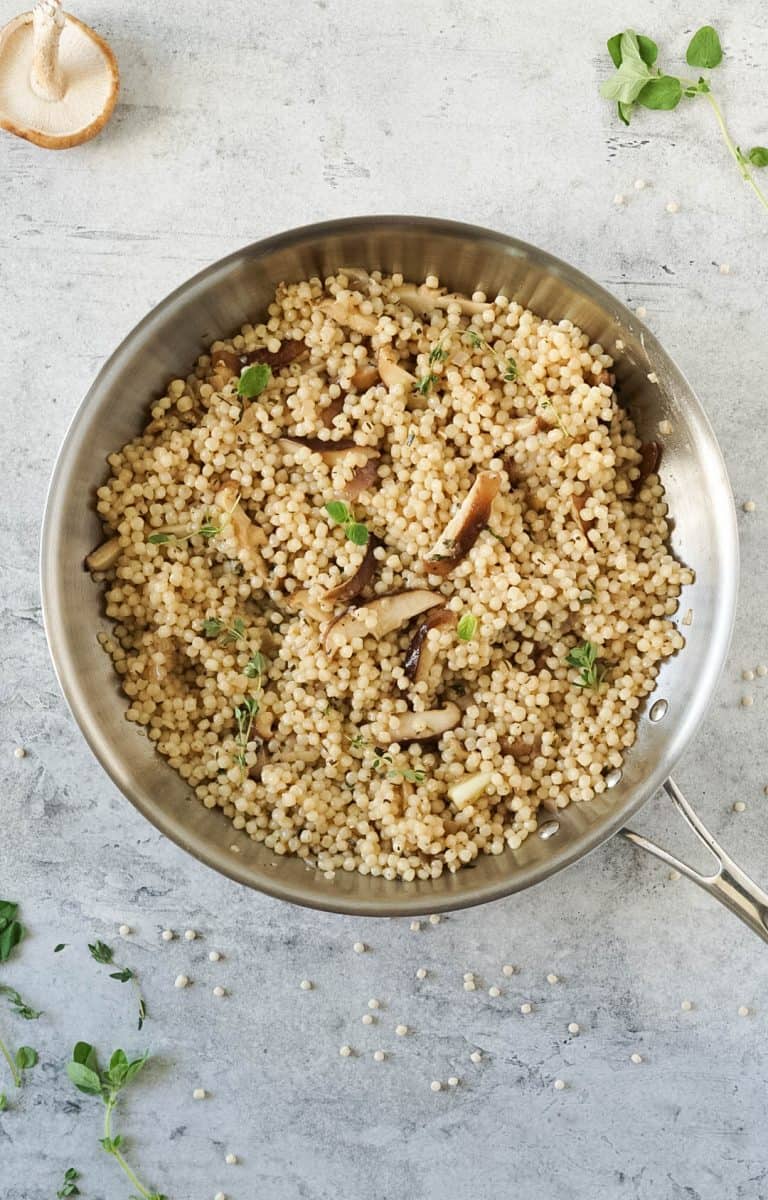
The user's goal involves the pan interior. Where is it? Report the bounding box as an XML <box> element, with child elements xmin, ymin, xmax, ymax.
<box><xmin>40</xmin><ymin>216</ymin><xmax>737</xmax><ymax>915</ymax></box>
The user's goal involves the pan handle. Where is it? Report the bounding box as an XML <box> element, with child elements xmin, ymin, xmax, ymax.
<box><xmin>621</xmin><ymin>777</ymin><xmax>768</xmax><ymax>944</ymax></box>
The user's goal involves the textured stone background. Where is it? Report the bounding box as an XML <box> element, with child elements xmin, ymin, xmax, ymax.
<box><xmin>1</xmin><ymin>2</ymin><xmax>767</xmax><ymax>1198</ymax></box>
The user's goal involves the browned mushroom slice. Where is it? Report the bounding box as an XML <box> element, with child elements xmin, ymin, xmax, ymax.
<box><xmin>404</xmin><ymin>607</ymin><xmax>454</xmax><ymax>683</ymax></box>
<box><xmin>342</xmin><ymin>456</ymin><xmax>380</xmax><ymax>500</ymax></box>
<box><xmin>285</xmin><ymin>588</ymin><xmax>330</xmax><ymax>623</ymax></box>
<box><xmin>377</xmin><ymin>346</ymin><xmax>416</xmax><ymax>389</ymax></box>
<box><xmin>85</xmin><ymin>536</ymin><xmax>120</xmax><ymax>573</ymax></box>
<box><xmin>393</xmin><ymin>285</ymin><xmax>490</xmax><ymax>317</ymax></box>
<box><xmin>278</xmin><ymin>436</ymin><xmax>378</xmax><ymax>473</ymax></box>
<box><xmin>319</xmin><ymin>395</ymin><xmax>346</xmax><ymax>427</ymax></box>
<box><xmin>499</xmin><ymin>735</ymin><xmax>542</xmax><ymax>763</ymax></box>
<box><xmin>323</xmin><ymin>589</ymin><xmax>442</xmax><ymax>656</ymax></box>
<box><xmin>215</xmin><ymin>485</ymin><xmax>266</xmax><ymax>580</ymax></box>
<box><xmin>632</xmin><ymin>441</ymin><xmax>662</xmax><ymax>496</ymax></box>
<box><xmin>350</xmin><ymin>362</ymin><xmax>379</xmax><ymax>390</ymax></box>
<box><xmin>210</xmin><ymin>339</ymin><xmax>307</xmax><ymax>374</ymax></box>
<box><xmin>510</xmin><ymin>414</ymin><xmax>543</xmax><ymax>438</ymax></box>
<box><xmin>387</xmin><ymin>703</ymin><xmax>461</xmax><ymax>742</ymax></box>
<box><xmin>571</xmin><ymin>492</ymin><xmax>594</xmax><ymax>536</ymax></box>
<box><xmin>319</xmin><ymin>298</ymin><xmax>378</xmax><ymax>336</ymax></box>
<box><xmin>324</xmin><ymin>537</ymin><xmax>379</xmax><ymax>606</ymax></box>
<box><xmin>422</xmin><ymin>471</ymin><xmax>501</xmax><ymax>576</ymax></box>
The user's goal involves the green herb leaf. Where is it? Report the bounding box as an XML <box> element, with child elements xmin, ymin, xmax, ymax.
<box><xmin>607</xmin><ymin>31</ymin><xmax>658</xmax><ymax>68</ymax></box>
<box><xmin>637</xmin><ymin>75</ymin><xmax>682</xmax><ymax>111</ymax></box>
<box><xmin>600</xmin><ymin>31</ymin><xmax>656</xmax><ymax>104</ymax></box>
<box><xmin>415</xmin><ymin>373</ymin><xmax>437</xmax><ymax>397</ymax></box>
<box><xmin>503</xmin><ymin>358</ymin><xmax>518</xmax><ymax>382</ymax></box>
<box><xmin>88</xmin><ymin>941</ymin><xmax>113</xmax><ymax>965</ymax></box>
<box><xmin>566</xmin><ymin>641</ymin><xmax>606</xmax><ymax>691</ymax></box>
<box><xmin>457</xmin><ymin>614</ymin><xmax>478</xmax><ymax>642</ymax></box>
<box><xmin>202</xmin><ymin>618</ymin><xmax>224</xmax><ymax>637</ymax></box>
<box><xmin>237</xmin><ymin>363</ymin><xmax>272</xmax><ymax>399</ymax></box>
<box><xmin>428</xmin><ymin>343</ymin><xmax>447</xmax><ymax>364</ymax></box>
<box><xmin>100</xmin><ymin>1135</ymin><xmax>124</xmax><ymax>1154</ymax></box>
<box><xmin>147</xmin><ymin>532</ymin><xmax>172</xmax><ymax>545</ymax></box>
<box><xmin>0</xmin><ymin>900</ymin><xmax>23</xmax><ymax>963</ymax></box>
<box><xmin>54</xmin><ymin>943</ymin><xmax>67</xmax><ymax>953</ymax></box>
<box><xmin>67</xmin><ymin>1060</ymin><xmax>103</xmax><ymax>1095</ymax></box>
<box><xmin>325</xmin><ymin>500</ymin><xmax>352</xmax><ymax>525</ymax></box>
<box><xmin>0</xmin><ymin>1092</ymin><xmax>7</xmax><ymax>1111</ymax></box>
<box><xmin>109</xmin><ymin>968</ymin><xmax>133</xmax><ymax>984</ymax></box>
<box><xmin>0</xmin><ymin>985</ymin><xmax>41</xmax><ymax>1020</ymax></box>
<box><xmin>617</xmin><ymin>100</ymin><xmax>634</xmax><ymax>126</ymax></box>
<box><xmin>346</xmin><ymin>522</ymin><xmax>369</xmax><ymax>546</ymax></box>
<box><xmin>244</xmin><ymin>651</ymin><xmax>266</xmax><ymax>678</ymax></box>
<box><xmin>686</xmin><ymin>25</ymin><xmax>723</xmax><ymax>69</ymax></box>
<box><xmin>747</xmin><ymin>146</ymin><xmax>768</xmax><ymax>168</ymax></box>
<box><xmin>14</xmin><ymin>1046</ymin><xmax>37</xmax><ymax>1071</ymax></box>
<box><xmin>57</xmin><ymin>1166</ymin><xmax>81</xmax><ymax>1198</ymax></box>
<box><xmin>73</xmin><ymin>1041</ymin><xmax>99</xmax><ymax>1072</ymax></box>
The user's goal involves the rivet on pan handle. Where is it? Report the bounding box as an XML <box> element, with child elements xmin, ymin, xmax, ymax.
<box><xmin>622</xmin><ymin>778</ymin><xmax>768</xmax><ymax>944</ymax></box>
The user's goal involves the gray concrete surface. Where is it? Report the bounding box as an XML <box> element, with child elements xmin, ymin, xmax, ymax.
<box><xmin>1</xmin><ymin>1</ymin><xmax>767</xmax><ymax>1197</ymax></box>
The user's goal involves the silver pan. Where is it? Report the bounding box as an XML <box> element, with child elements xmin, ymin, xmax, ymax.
<box><xmin>39</xmin><ymin>216</ymin><xmax>768</xmax><ymax>938</ymax></box>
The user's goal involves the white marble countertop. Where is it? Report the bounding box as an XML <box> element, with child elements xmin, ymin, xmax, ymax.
<box><xmin>2</xmin><ymin>2</ymin><xmax>767</xmax><ymax>1197</ymax></box>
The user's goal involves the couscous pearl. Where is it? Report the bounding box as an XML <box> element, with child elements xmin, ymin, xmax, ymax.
<box><xmin>368</xmin><ymin>998</ymin><xmax>380</xmax><ymax>1010</ymax></box>
<box><xmin>225</xmin><ymin>1154</ymin><xmax>237</xmax><ymax>1165</ymax></box>
<box><xmin>553</xmin><ymin>1079</ymin><xmax>566</xmax><ymax>1090</ymax></box>
<box><xmin>743</xmin><ymin>500</ymin><xmax>756</xmax><ymax>512</ymax></box>
<box><xmin>395</xmin><ymin>1024</ymin><xmax>408</xmax><ymax>1036</ymax></box>
<box><xmin>209</xmin><ymin>951</ymin><xmax>222</xmax><ymax>962</ymax></box>
<box><xmin>353</xmin><ymin>942</ymin><xmax>366</xmax><ymax>954</ymax></box>
<box><xmin>428</xmin><ymin>914</ymin><xmax>441</xmax><ymax>925</ymax></box>
<box><xmin>757</xmin><ymin>665</ymin><xmax>767</xmax><ymax>677</ymax></box>
<box><xmin>463</xmin><ymin>980</ymin><xmax>476</xmax><ymax>991</ymax></box>
<box><xmin>362</xmin><ymin>1013</ymin><xmax>373</xmax><ymax>1025</ymax></box>
<box><xmin>733</xmin><ymin>801</ymin><xmax>747</xmax><ymax>813</ymax></box>
<box><xmin>410</xmin><ymin>921</ymin><xmax>421</xmax><ymax>932</ymax></box>
<box><xmin>448</xmin><ymin>1076</ymin><xmax>459</xmax><ymax>1087</ymax></box>
<box><xmin>430</xmin><ymin>1081</ymin><xmax>442</xmax><ymax>1092</ymax></box>
<box><xmin>741</xmin><ymin>697</ymin><xmax>754</xmax><ymax>708</ymax></box>
<box><xmin>743</xmin><ymin>669</ymin><xmax>755</xmax><ymax>681</ymax></box>
<box><xmin>668</xmin><ymin>869</ymin><xmax>681</xmax><ymax>881</ymax></box>
<box><xmin>470</xmin><ymin>1051</ymin><xmax>482</xmax><ymax>1063</ymax></box>
<box><xmin>613</xmin><ymin>193</ymin><xmax>625</xmax><ymax>205</ymax></box>
<box><xmin>647</xmin><ymin>372</ymin><xmax>658</xmax><ymax>384</ymax></box>
<box><xmin>568</xmin><ymin>1023</ymin><xmax>580</xmax><ymax>1034</ymax></box>
<box><xmin>161</xmin><ymin>930</ymin><xmax>174</xmax><ymax>941</ymax></box>
<box><xmin>213</xmin><ymin>986</ymin><xmax>225</xmax><ymax>997</ymax></box>
<box><xmin>339</xmin><ymin>1045</ymin><xmax>352</xmax><ymax>1057</ymax></box>
<box><xmin>719</xmin><ymin>262</ymin><xmax>731</xmax><ymax>274</ymax></box>
<box><xmin>193</xmin><ymin>1088</ymin><xmax>206</xmax><ymax>1100</ymax></box>
<box><xmin>636</xmin><ymin>305</ymin><xmax>648</xmax><ymax>317</ymax></box>
<box><xmin>184</xmin><ymin>930</ymin><xmax>197</xmax><ymax>941</ymax></box>
<box><xmin>174</xmin><ymin>975</ymin><xmax>189</xmax><ymax>989</ymax></box>
<box><xmin>520</xmin><ymin>1003</ymin><xmax>532</xmax><ymax>1014</ymax></box>
<box><xmin>665</xmin><ymin>200</ymin><xmax>679</xmax><ymax>213</ymax></box>
<box><xmin>416</xmin><ymin>968</ymin><xmax>427</xmax><ymax>980</ymax></box>
<box><xmin>373</xmin><ymin>1050</ymin><xmax>385</xmax><ymax>1062</ymax></box>
<box><xmin>502</xmin><ymin>964</ymin><xmax>515</xmax><ymax>977</ymax></box>
<box><xmin>738</xmin><ymin>1006</ymin><xmax>750</xmax><ymax>1017</ymax></box>
<box><xmin>300</xmin><ymin>979</ymin><xmax>312</xmax><ymax>991</ymax></box>
<box><xmin>630</xmin><ymin>1053</ymin><xmax>643</xmax><ymax>1064</ymax></box>
<box><xmin>680</xmin><ymin>1000</ymin><xmax>693</xmax><ymax>1011</ymax></box>
<box><xmin>118</xmin><ymin>924</ymin><xmax>131</xmax><ymax>937</ymax></box>
<box><xmin>634</xmin><ymin>178</ymin><xmax>647</xmax><ymax>189</ymax></box>
<box><xmin>214</xmin><ymin>1193</ymin><xmax>226</xmax><ymax>1200</ymax></box>
<box><xmin>547</xmin><ymin>973</ymin><xmax>559</xmax><ymax>984</ymax></box>
<box><xmin>13</xmin><ymin>747</ymin><xmax>26</xmax><ymax>759</ymax></box>
<box><xmin>488</xmin><ymin>986</ymin><xmax>501</xmax><ymax>998</ymax></box>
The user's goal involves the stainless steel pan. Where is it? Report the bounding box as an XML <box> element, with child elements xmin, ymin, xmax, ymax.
<box><xmin>40</xmin><ymin>216</ymin><xmax>768</xmax><ymax>937</ymax></box>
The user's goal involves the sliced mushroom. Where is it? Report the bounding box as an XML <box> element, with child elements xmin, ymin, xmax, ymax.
<box><xmin>404</xmin><ymin>606</ymin><xmax>454</xmax><ymax>684</ymax></box>
<box><xmin>571</xmin><ymin>492</ymin><xmax>594</xmax><ymax>537</ymax></box>
<box><xmin>323</xmin><ymin>589</ymin><xmax>442</xmax><ymax>657</ymax></box>
<box><xmin>510</xmin><ymin>414</ymin><xmax>542</xmax><ymax>438</ymax></box>
<box><xmin>387</xmin><ymin>703</ymin><xmax>461</xmax><ymax>743</ymax></box>
<box><xmin>210</xmin><ymin>338</ymin><xmax>307</xmax><ymax>374</ymax></box>
<box><xmin>0</xmin><ymin>0</ymin><xmax>119</xmax><ymax>150</ymax></box>
<box><xmin>319</xmin><ymin>298</ymin><xmax>378</xmax><ymax>336</ymax></box>
<box><xmin>285</xmin><ymin>588</ymin><xmax>329</xmax><ymax>623</ymax></box>
<box><xmin>447</xmin><ymin>770</ymin><xmax>493</xmax><ymax>807</ymax></box>
<box><xmin>393</xmin><ymin>284</ymin><xmax>490</xmax><ymax>317</ymax></box>
<box><xmin>499</xmin><ymin>735</ymin><xmax>542</xmax><ymax>763</ymax></box>
<box><xmin>342</xmin><ymin>456</ymin><xmax>380</xmax><ymax>500</ymax></box>
<box><xmin>632</xmin><ymin>441</ymin><xmax>662</xmax><ymax>496</ymax></box>
<box><xmin>323</xmin><ymin>536</ymin><xmax>379</xmax><ymax>607</ymax></box>
<box><xmin>278</xmin><ymin>436</ymin><xmax>379</xmax><ymax>474</ymax></box>
<box><xmin>319</xmin><ymin>395</ymin><xmax>346</xmax><ymax>427</ymax></box>
<box><xmin>215</xmin><ymin>485</ymin><xmax>266</xmax><ymax>581</ymax></box>
<box><xmin>350</xmin><ymin>362</ymin><xmax>379</xmax><ymax>390</ymax></box>
<box><xmin>85</xmin><ymin>536</ymin><xmax>120</xmax><ymax>573</ymax></box>
<box><xmin>337</xmin><ymin>266</ymin><xmax>372</xmax><ymax>289</ymax></box>
<box><xmin>377</xmin><ymin>346</ymin><xmax>416</xmax><ymax>389</ymax></box>
<box><xmin>422</xmin><ymin>471</ymin><xmax>501</xmax><ymax>576</ymax></box>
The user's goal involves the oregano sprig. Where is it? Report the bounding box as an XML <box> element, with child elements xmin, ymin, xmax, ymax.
<box><xmin>566</xmin><ymin>641</ymin><xmax>607</xmax><ymax>692</ymax></box>
<box><xmin>66</xmin><ymin>1043</ymin><xmax>167</xmax><ymax>1200</ymax></box>
<box><xmin>347</xmin><ymin>736</ymin><xmax>427</xmax><ymax>784</ymax></box>
<box><xmin>148</xmin><ymin>491</ymin><xmax>241</xmax><ymax>546</ymax></box>
<box><xmin>466</xmin><ymin>330</ymin><xmax>518</xmax><ymax>382</ymax></box>
<box><xmin>324</xmin><ymin>500</ymin><xmax>369</xmax><ymax>546</ymax></box>
<box><xmin>88</xmin><ymin>942</ymin><xmax>147</xmax><ymax>1031</ymax></box>
<box><xmin>56</xmin><ymin>1167</ymin><xmax>81</xmax><ymax>1198</ymax></box>
<box><xmin>600</xmin><ymin>27</ymin><xmax>768</xmax><ymax>214</ymax></box>
<box><xmin>0</xmin><ymin>901</ymin><xmax>39</xmax><ymax>1094</ymax></box>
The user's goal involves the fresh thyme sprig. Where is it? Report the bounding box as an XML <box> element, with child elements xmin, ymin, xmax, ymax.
<box><xmin>466</xmin><ymin>330</ymin><xmax>518</xmax><ymax>382</ymax></box>
<box><xmin>66</xmin><ymin>1043</ymin><xmax>167</xmax><ymax>1200</ymax></box>
<box><xmin>566</xmin><ymin>641</ymin><xmax>606</xmax><ymax>691</ymax></box>
<box><xmin>347</xmin><ymin>736</ymin><xmax>426</xmax><ymax>784</ymax></box>
<box><xmin>56</xmin><ymin>1167</ymin><xmax>81</xmax><ymax>1198</ymax></box>
<box><xmin>324</xmin><ymin>500</ymin><xmax>369</xmax><ymax>546</ymax></box>
<box><xmin>88</xmin><ymin>942</ymin><xmax>147</xmax><ymax>1031</ymax></box>
<box><xmin>148</xmin><ymin>492</ymin><xmax>241</xmax><ymax>546</ymax></box>
<box><xmin>0</xmin><ymin>900</ymin><xmax>39</xmax><ymax>1095</ymax></box>
<box><xmin>234</xmin><ymin>696</ymin><xmax>260</xmax><ymax>769</ymax></box>
<box><xmin>600</xmin><ymin>27</ymin><xmax>768</xmax><ymax>214</ymax></box>
<box><xmin>539</xmin><ymin>397</ymin><xmax>573</xmax><ymax>437</ymax></box>
<box><xmin>202</xmin><ymin>616</ymin><xmax>246</xmax><ymax>643</ymax></box>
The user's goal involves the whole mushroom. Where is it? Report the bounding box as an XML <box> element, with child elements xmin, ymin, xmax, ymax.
<box><xmin>0</xmin><ymin>0</ymin><xmax>118</xmax><ymax>149</ymax></box>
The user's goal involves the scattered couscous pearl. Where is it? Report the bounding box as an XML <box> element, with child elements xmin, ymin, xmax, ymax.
<box><xmin>743</xmin><ymin>669</ymin><xmax>755</xmax><ymax>681</ymax></box>
<box><xmin>429</xmin><ymin>914</ymin><xmax>441</xmax><ymax>926</ymax></box>
<box><xmin>681</xmin><ymin>1000</ymin><xmax>693</xmax><ymax>1012</ymax></box>
<box><xmin>13</xmin><ymin>747</ymin><xmax>26</xmax><ymax>759</ymax></box>
<box><xmin>299</xmin><ymin>979</ymin><xmax>312</xmax><ymax>991</ymax></box>
<box><xmin>395</xmin><ymin>1024</ymin><xmax>408</xmax><ymax>1037</ymax></box>
<box><xmin>630</xmin><ymin>1053</ymin><xmax>643</xmax><ymax>1064</ymax></box>
<box><xmin>353</xmin><ymin>942</ymin><xmax>366</xmax><ymax>954</ymax></box>
<box><xmin>214</xmin><ymin>1193</ymin><xmax>226</xmax><ymax>1200</ymax></box>
<box><xmin>741</xmin><ymin>697</ymin><xmax>754</xmax><ymax>709</ymax></box>
<box><xmin>738</xmin><ymin>1005</ymin><xmax>750</xmax><ymax>1017</ymax></box>
<box><xmin>373</xmin><ymin>1050</ymin><xmax>385</xmax><ymax>1062</ymax></box>
<box><xmin>668</xmin><ymin>869</ymin><xmax>681</xmax><ymax>881</ymax></box>
<box><xmin>665</xmin><ymin>200</ymin><xmax>679</xmax><ymax>213</ymax></box>
<box><xmin>184</xmin><ymin>930</ymin><xmax>197</xmax><ymax>941</ymax></box>
<box><xmin>161</xmin><ymin>929</ymin><xmax>174</xmax><ymax>941</ymax></box>
<box><xmin>647</xmin><ymin>372</ymin><xmax>659</xmax><ymax>384</ymax></box>
<box><xmin>448</xmin><ymin>1076</ymin><xmax>459</xmax><ymax>1087</ymax></box>
<box><xmin>339</xmin><ymin>1045</ymin><xmax>352</xmax><ymax>1057</ymax></box>
<box><xmin>416</xmin><ymin>968</ymin><xmax>427</xmax><ymax>980</ymax></box>
<box><xmin>409</xmin><ymin>921</ymin><xmax>421</xmax><ymax>932</ymax></box>
<box><xmin>209</xmin><ymin>951</ymin><xmax>222</xmax><ymax>962</ymax></box>
<box><xmin>193</xmin><ymin>1088</ymin><xmax>206</xmax><ymax>1100</ymax></box>
<box><xmin>636</xmin><ymin>305</ymin><xmax>648</xmax><ymax>317</ymax></box>
<box><xmin>368</xmin><ymin>998</ymin><xmax>380</xmax><ymax>1010</ymax></box>
<box><xmin>613</xmin><ymin>193</ymin><xmax>625</xmax><ymax>205</ymax></box>
<box><xmin>430</xmin><ymin>1080</ymin><xmax>442</xmax><ymax>1092</ymax></box>
<box><xmin>547</xmin><ymin>973</ymin><xmax>559</xmax><ymax>984</ymax></box>
<box><xmin>225</xmin><ymin>1154</ymin><xmax>237</xmax><ymax>1166</ymax></box>
<box><xmin>743</xmin><ymin>500</ymin><xmax>756</xmax><ymax>513</ymax></box>
<box><xmin>615</xmin><ymin>338</ymin><xmax>625</xmax><ymax>350</ymax></box>
<box><xmin>488</xmin><ymin>986</ymin><xmax>501</xmax><ymax>998</ymax></box>
<box><xmin>733</xmin><ymin>801</ymin><xmax>747</xmax><ymax>813</ymax></box>
<box><xmin>229</xmin><ymin>844</ymin><xmax>240</xmax><ymax>854</ymax></box>
<box><xmin>463</xmin><ymin>980</ymin><xmax>476</xmax><ymax>991</ymax></box>
<box><xmin>756</xmin><ymin>664</ymin><xmax>768</xmax><ymax>677</ymax></box>
<box><xmin>520</xmin><ymin>1003</ymin><xmax>533</xmax><ymax>1015</ymax></box>
<box><xmin>568</xmin><ymin>1023</ymin><xmax>580</xmax><ymax>1035</ymax></box>
<box><xmin>463</xmin><ymin>972</ymin><xmax>474</xmax><ymax>982</ymax></box>
<box><xmin>362</xmin><ymin>1013</ymin><xmax>373</xmax><ymax>1025</ymax></box>
<box><xmin>212</xmin><ymin>986</ymin><xmax>225</xmax><ymax>998</ymax></box>
<box><xmin>174</xmin><ymin>975</ymin><xmax>189</xmax><ymax>989</ymax></box>
<box><xmin>501</xmin><ymin>964</ymin><xmax>515</xmax><ymax>977</ymax></box>
<box><xmin>634</xmin><ymin>178</ymin><xmax>647</xmax><ymax>190</ymax></box>
<box><xmin>425</xmin><ymin>274</ymin><xmax>439</xmax><ymax>289</ymax></box>
<box><xmin>470</xmin><ymin>1051</ymin><xmax>482</xmax><ymax>1064</ymax></box>
<box><xmin>719</xmin><ymin>262</ymin><xmax>731</xmax><ymax>274</ymax></box>
<box><xmin>118</xmin><ymin>924</ymin><xmax>131</xmax><ymax>937</ymax></box>
<box><xmin>658</xmin><ymin>419</ymin><xmax>672</xmax><ymax>434</ymax></box>
<box><xmin>553</xmin><ymin>1079</ymin><xmax>566</xmax><ymax>1091</ymax></box>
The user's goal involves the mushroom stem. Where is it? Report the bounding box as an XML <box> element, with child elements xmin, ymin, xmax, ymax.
<box><xmin>30</xmin><ymin>0</ymin><xmax>65</xmax><ymax>102</ymax></box>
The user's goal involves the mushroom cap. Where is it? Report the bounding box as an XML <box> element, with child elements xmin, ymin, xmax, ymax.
<box><xmin>0</xmin><ymin>10</ymin><xmax>118</xmax><ymax>149</ymax></box>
